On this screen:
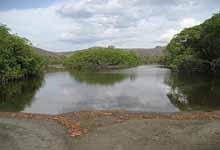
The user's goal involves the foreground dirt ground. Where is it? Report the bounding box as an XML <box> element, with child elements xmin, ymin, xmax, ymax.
<box><xmin>0</xmin><ymin>118</ymin><xmax>72</xmax><ymax>150</ymax></box>
<box><xmin>0</xmin><ymin>111</ymin><xmax>220</xmax><ymax>150</ymax></box>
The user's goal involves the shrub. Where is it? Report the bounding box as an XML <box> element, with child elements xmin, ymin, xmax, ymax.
<box><xmin>64</xmin><ymin>48</ymin><xmax>140</xmax><ymax>70</ymax></box>
<box><xmin>0</xmin><ymin>25</ymin><xmax>44</xmax><ymax>82</ymax></box>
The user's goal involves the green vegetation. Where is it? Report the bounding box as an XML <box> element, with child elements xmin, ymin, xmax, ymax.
<box><xmin>0</xmin><ymin>25</ymin><xmax>44</xmax><ymax>82</ymax></box>
<box><xmin>0</xmin><ymin>76</ymin><xmax>43</xmax><ymax>111</ymax></box>
<box><xmin>32</xmin><ymin>47</ymin><xmax>66</xmax><ymax>65</ymax></box>
<box><xmin>64</xmin><ymin>48</ymin><xmax>140</xmax><ymax>70</ymax></box>
<box><xmin>69</xmin><ymin>71</ymin><xmax>135</xmax><ymax>86</ymax></box>
<box><xmin>166</xmin><ymin>72</ymin><xmax>220</xmax><ymax>111</ymax></box>
<box><xmin>141</xmin><ymin>55</ymin><xmax>166</xmax><ymax>64</ymax></box>
<box><xmin>166</xmin><ymin>12</ymin><xmax>220</xmax><ymax>73</ymax></box>
<box><xmin>41</xmin><ymin>54</ymin><xmax>65</xmax><ymax>65</ymax></box>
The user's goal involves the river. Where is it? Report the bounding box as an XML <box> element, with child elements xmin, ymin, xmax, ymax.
<box><xmin>0</xmin><ymin>65</ymin><xmax>219</xmax><ymax>114</ymax></box>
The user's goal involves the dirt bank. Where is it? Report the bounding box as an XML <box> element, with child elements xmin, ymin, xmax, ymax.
<box><xmin>0</xmin><ymin>118</ymin><xmax>72</xmax><ymax>150</ymax></box>
<box><xmin>0</xmin><ymin>111</ymin><xmax>220</xmax><ymax>150</ymax></box>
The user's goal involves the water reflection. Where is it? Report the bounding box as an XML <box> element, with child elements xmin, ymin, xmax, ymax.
<box><xmin>166</xmin><ymin>73</ymin><xmax>220</xmax><ymax>111</ymax></box>
<box><xmin>0</xmin><ymin>77</ymin><xmax>44</xmax><ymax>112</ymax></box>
<box><xmin>69</xmin><ymin>70</ymin><xmax>136</xmax><ymax>86</ymax></box>
<box><xmin>23</xmin><ymin>66</ymin><xmax>176</xmax><ymax>114</ymax></box>
<box><xmin>0</xmin><ymin>65</ymin><xmax>219</xmax><ymax>114</ymax></box>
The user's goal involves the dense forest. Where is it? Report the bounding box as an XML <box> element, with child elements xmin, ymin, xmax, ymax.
<box><xmin>64</xmin><ymin>48</ymin><xmax>140</xmax><ymax>70</ymax></box>
<box><xmin>0</xmin><ymin>25</ymin><xmax>44</xmax><ymax>82</ymax></box>
<box><xmin>166</xmin><ymin>13</ymin><xmax>220</xmax><ymax>73</ymax></box>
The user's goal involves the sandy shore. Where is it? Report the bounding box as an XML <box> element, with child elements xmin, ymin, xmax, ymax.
<box><xmin>0</xmin><ymin>111</ymin><xmax>220</xmax><ymax>150</ymax></box>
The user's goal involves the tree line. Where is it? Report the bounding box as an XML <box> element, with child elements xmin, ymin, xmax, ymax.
<box><xmin>64</xmin><ymin>47</ymin><xmax>140</xmax><ymax>70</ymax></box>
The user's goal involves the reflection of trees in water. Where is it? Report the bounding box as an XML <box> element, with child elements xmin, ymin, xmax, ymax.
<box><xmin>45</xmin><ymin>67</ymin><xmax>66</xmax><ymax>73</ymax></box>
<box><xmin>69</xmin><ymin>70</ymin><xmax>136</xmax><ymax>86</ymax></box>
<box><xmin>0</xmin><ymin>77</ymin><xmax>44</xmax><ymax>112</ymax></box>
<box><xmin>165</xmin><ymin>72</ymin><xmax>220</xmax><ymax>111</ymax></box>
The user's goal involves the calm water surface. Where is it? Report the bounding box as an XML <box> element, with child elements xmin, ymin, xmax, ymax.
<box><xmin>0</xmin><ymin>65</ymin><xmax>220</xmax><ymax>114</ymax></box>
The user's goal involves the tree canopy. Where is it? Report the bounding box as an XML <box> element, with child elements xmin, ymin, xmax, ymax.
<box><xmin>0</xmin><ymin>25</ymin><xmax>44</xmax><ymax>82</ymax></box>
<box><xmin>64</xmin><ymin>48</ymin><xmax>140</xmax><ymax>70</ymax></box>
<box><xmin>166</xmin><ymin>12</ymin><xmax>220</xmax><ymax>73</ymax></box>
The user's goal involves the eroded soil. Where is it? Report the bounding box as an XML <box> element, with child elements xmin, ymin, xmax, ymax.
<box><xmin>0</xmin><ymin>111</ymin><xmax>220</xmax><ymax>150</ymax></box>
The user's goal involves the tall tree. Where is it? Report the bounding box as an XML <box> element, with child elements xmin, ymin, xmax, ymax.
<box><xmin>0</xmin><ymin>25</ymin><xmax>44</xmax><ymax>81</ymax></box>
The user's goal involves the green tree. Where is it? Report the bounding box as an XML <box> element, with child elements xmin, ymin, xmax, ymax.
<box><xmin>166</xmin><ymin>12</ymin><xmax>220</xmax><ymax>73</ymax></box>
<box><xmin>0</xmin><ymin>25</ymin><xmax>44</xmax><ymax>82</ymax></box>
<box><xmin>198</xmin><ymin>13</ymin><xmax>220</xmax><ymax>60</ymax></box>
<box><xmin>64</xmin><ymin>47</ymin><xmax>140</xmax><ymax>70</ymax></box>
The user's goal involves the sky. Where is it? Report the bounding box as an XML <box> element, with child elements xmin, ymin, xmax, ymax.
<box><xmin>0</xmin><ymin>0</ymin><xmax>219</xmax><ymax>52</ymax></box>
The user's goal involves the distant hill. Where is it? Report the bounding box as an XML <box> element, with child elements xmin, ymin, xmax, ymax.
<box><xmin>32</xmin><ymin>46</ymin><xmax>166</xmax><ymax>61</ymax></box>
<box><xmin>32</xmin><ymin>47</ymin><xmax>62</xmax><ymax>57</ymax></box>
<box><xmin>56</xmin><ymin>47</ymin><xmax>106</xmax><ymax>57</ymax></box>
<box><xmin>32</xmin><ymin>47</ymin><xmax>66</xmax><ymax>64</ymax></box>
<box><xmin>58</xmin><ymin>46</ymin><xmax>166</xmax><ymax>57</ymax></box>
<box><xmin>126</xmin><ymin>46</ymin><xmax>166</xmax><ymax>57</ymax></box>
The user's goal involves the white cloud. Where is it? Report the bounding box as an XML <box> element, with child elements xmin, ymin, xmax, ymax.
<box><xmin>180</xmin><ymin>18</ymin><xmax>200</xmax><ymax>28</ymax></box>
<box><xmin>0</xmin><ymin>6</ymin><xmax>76</xmax><ymax>51</ymax></box>
<box><xmin>159</xmin><ymin>29</ymin><xmax>179</xmax><ymax>43</ymax></box>
<box><xmin>0</xmin><ymin>0</ymin><xmax>219</xmax><ymax>51</ymax></box>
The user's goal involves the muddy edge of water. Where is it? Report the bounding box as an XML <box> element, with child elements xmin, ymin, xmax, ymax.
<box><xmin>0</xmin><ymin>111</ymin><xmax>220</xmax><ymax>132</ymax></box>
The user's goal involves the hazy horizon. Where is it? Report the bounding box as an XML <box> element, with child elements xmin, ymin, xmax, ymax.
<box><xmin>34</xmin><ymin>45</ymin><xmax>167</xmax><ymax>53</ymax></box>
<box><xmin>0</xmin><ymin>0</ymin><xmax>219</xmax><ymax>52</ymax></box>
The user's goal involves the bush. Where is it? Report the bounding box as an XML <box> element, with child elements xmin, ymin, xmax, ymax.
<box><xmin>0</xmin><ymin>25</ymin><xmax>44</xmax><ymax>82</ymax></box>
<box><xmin>64</xmin><ymin>48</ymin><xmax>140</xmax><ymax>70</ymax></box>
<box><xmin>141</xmin><ymin>55</ymin><xmax>166</xmax><ymax>64</ymax></box>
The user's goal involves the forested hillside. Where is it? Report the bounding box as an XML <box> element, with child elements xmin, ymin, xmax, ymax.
<box><xmin>32</xmin><ymin>47</ymin><xmax>66</xmax><ymax>65</ymax></box>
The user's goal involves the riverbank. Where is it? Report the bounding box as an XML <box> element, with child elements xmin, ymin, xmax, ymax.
<box><xmin>0</xmin><ymin>111</ymin><xmax>220</xmax><ymax>150</ymax></box>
